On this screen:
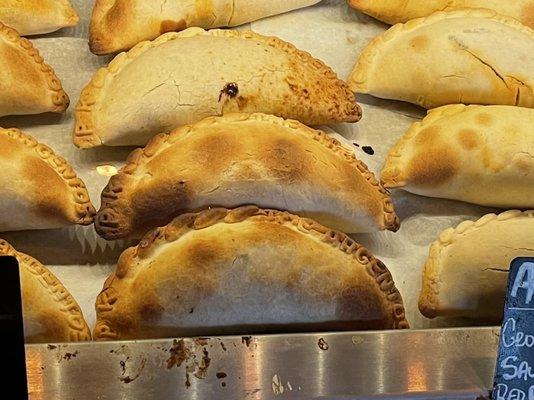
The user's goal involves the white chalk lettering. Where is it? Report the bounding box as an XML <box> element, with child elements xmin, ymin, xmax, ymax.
<box><xmin>494</xmin><ymin>383</ymin><xmax>528</xmax><ymax>400</ymax></box>
<box><xmin>502</xmin><ymin>356</ymin><xmax>519</xmax><ymax>380</ymax></box>
<box><xmin>503</xmin><ymin>318</ymin><xmax>534</xmax><ymax>348</ymax></box>
<box><xmin>511</xmin><ymin>388</ymin><xmax>527</xmax><ymax>400</ymax></box>
<box><xmin>502</xmin><ymin>356</ymin><xmax>534</xmax><ymax>381</ymax></box>
<box><xmin>511</xmin><ymin>262</ymin><xmax>534</xmax><ymax>304</ymax></box>
<box><xmin>493</xmin><ymin>383</ymin><xmax>508</xmax><ymax>400</ymax></box>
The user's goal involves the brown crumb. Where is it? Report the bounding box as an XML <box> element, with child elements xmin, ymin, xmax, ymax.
<box><xmin>242</xmin><ymin>336</ymin><xmax>253</xmax><ymax>347</ymax></box>
<box><xmin>362</xmin><ymin>146</ymin><xmax>375</xmax><ymax>155</ymax></box>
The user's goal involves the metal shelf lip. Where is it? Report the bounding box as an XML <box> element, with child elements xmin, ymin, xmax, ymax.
<box><xmin>26</xmin><ymin>327</ymin><xmax>500</xmax><ymax>399</ymax></box>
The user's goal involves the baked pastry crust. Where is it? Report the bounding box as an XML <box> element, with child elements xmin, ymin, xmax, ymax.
<box><xmin>0</xmin><ymin>0</ymin><xmax>79</xmax><ymax>36</ymax></box>
<box><xmin>348</xmin><ymin>0</ymin><xmax>534</xmax><ymax>28</ymax></box>
<box><xmin>0</xmin><ymin>128</ymin><xmax>95</xmax><ymax>231</ymax></box>
<box><xmin>0</xmin><ymin>239</ymin><xmax>91</xmax><ymax>342</ymax></box>
<box><xmin>94</xmin><ymin>206</ymin><xmax>408</xmax><ymax>340</ymax></box>
<box><xmin>95</xmin><ymin>113</ymin><xmax>398</xmax><ymax>239</ymax></box>
<box><xmin>381</xmin><ymin>104</ymin><xmax>534</xmax><ymax>207</ymax></box>
<box><xmin>348</xmin><ymin>9</ymin><xmax>534</xmax><ymax>109</ymax></box>
<box><xmin>419</xmin><ymin>210</ymin><xmax>534</xmax><ymax>321</ymax></box>
<box><xmin>74</xmin><ymin>28</ymin><xmax>361</xmax><ymax>148</ymax></box>
<box><xmin>0</xmin><ymin>23</ymin><xmax>69</xmax><ymax>117</ymax></box>
<box><xmin>90</xmin><ymin>0</ymin><xmax>321</xmax><ymax>55</ymax></box>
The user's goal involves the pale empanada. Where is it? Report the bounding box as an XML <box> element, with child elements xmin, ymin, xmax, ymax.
<box><xmin>0</xmin><ymin>23</ymin><xmax>69</xmax><ymax>117</ymax></box>
<box><xmin>348</xmin><ymin>0</ymin><xmax>534</xmax><ymax>28</ymax></box>
<box><xmin>348</xmin><ymin>9</ymin><xmax>534</xmax><ymax>109</ymax></box>
<box><xmin>419</xmin><ymin>210</ymin><xmax>534</xmax><ymax>321</ymax></box>
<box><xmin>94</xmin><ymin>206</ymin><xmax>408</xmax><ymax>340</ymax></box>
<box><xmin>0</xmin><ymin>128</ymin><xmax>95</xmax><ymax>232</ymax></box>
<box><xmin>0</xmin><ymin>0</ymin><xmax>79</xmax><ymax>36</ymax></box>
<box><xmin>90</xmin><ymin>0</ymin><xmax>321</xmax><ymax>55</ymax></box>
<box><xmin>381</xmin><ymin>105</ymin><xmax>534</xmax><ymax>208</ymax></box>
<box><xmin>74</xmin><ymin>28</ymin><xmax>361</xmax><ymax>148</ymax></box>
<box><xmin>0</xmin><ymin>239</ymin><xmax>91</xmax><ymax>342</ymax></box>
<box><xmin>95</xmin><ymin>113</ymin><xmax>398</xmax><ymax>240</ymax></box>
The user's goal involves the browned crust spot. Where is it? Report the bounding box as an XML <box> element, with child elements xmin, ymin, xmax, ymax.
<box><xmin>93</xmin><ymin>205</ymin><xmax>409</xmax><ymax>340</ymax></box>
<box><xmin>475</xmin><ymin>112</ymin><xmax>493</xmax><ymax>126</ymax></box>
<box><xmin>414</xmin><ymin>126</ymin><xmax>441</xmax><ymax>147</ymax></box>
<box><xmin>160</xmin><ymin>19</ymin><xmax>187</xmax><ymax>34</ymax></box>
<box><xmin>406</xmin><ymin>146</ymin><xmax>458</xmax><ymax>187</ymax></box>
<box><xmin>381</xmin><ymin>104</ymin><xmax>470</xmax><ymax>188</ymax></box>
<box><xmin>457</xmin><ymin>128</ymin><xmax>480</xmax><ymax>150</ymax></box>
<box><xmin>522</xmin><ymin>1</ymin><xmax>534</xmax><ymax>29</ymax></box>
<box><xmin>409</xmin><ymin>35</ymin><xmax>429</xmax><ymax>52</ymax></box>
<box><xmin>89</xmin><ymin>0</ymin><xmax>125</xmax><ymax>54</ymax></box>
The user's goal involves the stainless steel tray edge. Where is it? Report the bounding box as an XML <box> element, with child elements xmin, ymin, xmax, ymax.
<box><xmin>26</xmin><ymin>327</ymin><xmax>500</xmax><ymax>399</ymax></box>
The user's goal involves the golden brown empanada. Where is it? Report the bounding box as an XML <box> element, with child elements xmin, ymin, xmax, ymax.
<box><xmin>348</xmin><ymin>9</ymin><xmax>534</xmax><ymax>109</ymax></box>
<box><xmin>419</xmin><ymin>210</ymin><xmax>534</xmax><ymax>322</ymax></box>
<box><xmin>74</xmin><ymin>28</ymin><xmax>360</xmax><ymax>148</ymax></box>
<box><xmin>94</xmin><ymin>206</ymin><xmax>408</xmax><ymax>340</ymax></box>
<box><xmin>0</xmin><ymin>128</ymin><xmax>95</xmax><ymax>232</ymax></box>
<box><xmin>0</xmin><ymin>239</ymin><xmax>91</xmax><ymax>342</ymax></box>
<box><xmin>90</xmin><ymin>0</ymin><xmax>321</xmax><ymax>55</ymax></box>
<box><xmin>0</xmin><ymin>0</ymin><xmax>79</xmax><ymax>36</ymax></box>
<box><xmin>348</xmin><ymin>0</ymin><xmax>534</xmax><ymax>28</ymax></box>
<box><xmin>0</xmin><ymin>23</ymin><xmax>69</xmax><ymax>117</ymax></box>
<box><xmin>382</xmin><ymin>105</ymin><xmax>534</xmax><ymax>208</ymax></box>
<box><xmin>95</xmin><ymin>113</ymin><xmax>398</xmax><ymax>240</ymax></box>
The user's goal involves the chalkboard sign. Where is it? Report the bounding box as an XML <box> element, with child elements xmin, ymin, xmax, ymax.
<box><xmin>493</xmin><ymin>257</ymin><xmax>534</xmax><ymax>400</ymax></box>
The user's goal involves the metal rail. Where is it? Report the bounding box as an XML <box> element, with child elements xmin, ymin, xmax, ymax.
<box><xmin>26</xmin><ymin>327</ymin><xmax>499</xmax><ymax>399</ymax></box>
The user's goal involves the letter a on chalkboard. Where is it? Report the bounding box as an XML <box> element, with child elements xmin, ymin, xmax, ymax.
<box><xmin>511</xmin><ymin>262</ymin><xmax>534</xmax><ymax>304</ymax></box>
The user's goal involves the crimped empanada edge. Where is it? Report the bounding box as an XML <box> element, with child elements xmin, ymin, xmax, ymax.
<box><xmin>94</xmin><ymin>205</ymin><xmax>409</xmax><ymax>340</ymax></box>
<box><xmin>0</xmin><ymin>22</ymin><xmax>69</xmax><ymax>113</ymax></box>
<box><xmin>348</xmin><ymin>8</ymin><xmax>534</xmax><ymax>96</ymax></box>
<box><xmin>418</xmin><ymin>209</ymin><xmax>534</xmax><ymax>318</ymax></box>
<box><xmin>95</xmin><ymin>113</ymin><xmax>399</xmax><ymax>240</ymax></box>
<box><xmin>1</xmin><ymin>128</ymin><xmax>96</xmax><ymax>225</ymax></box>
<box><xmin>381</xmin><ymin>104</ymin><xmax>471</xmax><ymax>187</ymax></box>
<box><xmin>74</xmin><ymin>27</ymin><xmax>359</xmax><ymax>148</ymax></box>
<box><xmin>0</xmin><ymin>239</ymin><xmax>92</xmax><ymax>341</ymax></box>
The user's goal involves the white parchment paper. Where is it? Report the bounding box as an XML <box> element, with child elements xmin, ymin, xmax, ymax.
<box><xmin>0</xmin><ymin>0</ymin><xmax>498</xmax><ymax>331</ymax></box>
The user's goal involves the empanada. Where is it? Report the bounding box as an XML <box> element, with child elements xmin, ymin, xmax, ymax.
<box><xmin>382</xmin><ymin>105</ymin><xmax>534</xmax><ymax>208</ymax></box>
<box><xmin>0</xmin><ymin>128</ymin><xmax>95</xmax><ymax>232</ymax></box>
<box><xmin>419</xmin><ymin>210</ymin><xmax>534</xmax><ymax>321</ymax></box>
<box><xmin>74</xmin><ymin>28</ymin><xmax>361</xmax><ymax>148</ymax></box>
<box><xmin>94</xmin><ymin>206</ymin><xmax>408</xmax><ymax>340</ymax></box>
<box><xmin>348</xmin><ymin>0</ymin><xmax>534</xmax><ymax>28</ymax></box>
<box><xmin>90</xmin><ymin>0</ymin><xmax>321</xmax><ymax>55</ymax></box>
<box><xmin>0</xmin><ymin>23</ymin><xmax>69</xmax><ymax>117</ymax></box>
<box><xmin>0</xmin><ymin>239</ymin><xmax>91</xmax><ymax>342</ymax></box>
<box><xmin>95</xmin><ymin>113</ymin><xmax>398</xmax><ymax>240</ymax></box>
<box><xmin>348</xmin><ymin>9</ymin><xmax>534</xmax><ymax>109</ymax></box>
<box><xmin>0</xmin><ymin>0</ymin><xmax>79</xmax><ymax>36</ymax></box>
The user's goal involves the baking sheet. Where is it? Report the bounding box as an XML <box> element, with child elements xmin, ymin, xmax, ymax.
<box><xmin>0</xmin><ymin>0</ymin><xmax>498</xmax><ymax>331</ymax></box>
